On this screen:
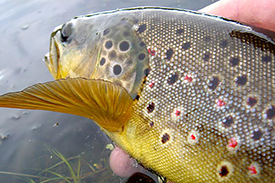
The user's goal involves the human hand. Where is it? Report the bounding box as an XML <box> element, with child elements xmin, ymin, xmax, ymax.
<box><xmin>200</xmin><ymin>0</ymin><xmax>275</xmax><ymax>32</ymax></box>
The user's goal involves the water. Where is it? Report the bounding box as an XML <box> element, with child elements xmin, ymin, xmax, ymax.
<box><xmin>0</xmin><ymin>0</ymin><xmax>215</xmax><ymax>182</ymax></box>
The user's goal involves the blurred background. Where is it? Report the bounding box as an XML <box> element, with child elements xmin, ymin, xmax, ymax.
<box><xmin>0</xmin><ymin>0</ymin><xmax>216</xmax><ymax>182</ymax></box>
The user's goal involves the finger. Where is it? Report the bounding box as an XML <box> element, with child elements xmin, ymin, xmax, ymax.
<box><xmin>200</xmin><ymin>0</ymin><xmax>275</xmax><ymax>32</ymax></box>
<box><xmin>109</xmin><ymin>146</ymin><xmax>142</xmax><ymax>177</ymax></box>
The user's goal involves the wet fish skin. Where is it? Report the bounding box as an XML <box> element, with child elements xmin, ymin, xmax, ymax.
<box><xmin>1</xmin><ymin>7</ymin><xmax>275</xmax><ymax>183</ymax></box>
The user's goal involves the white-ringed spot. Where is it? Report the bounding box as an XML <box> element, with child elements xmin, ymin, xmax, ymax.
<box><xmin>187</xmin><ymin>130</ymin><xmax>199</xmax><ymax>145</ymax></box>
<box><xmin>226</xmin><ymin>137</ymin><xmax>240</xmax><ymax>154</ymax></box>
<box><xmin>248</xmin><ymin>162</ymin><xmax>261</xmax><ymax>177</ymax></box>
<box><xmin>217</xmin><ymin>99</ymin><xmax>226</xmax><ymax>107</ymax></box>
<box><xmin>158</xmin><ymin>128</ymin><xmax>175</xmax><ymax>148</ymax></box>
<box><xmin>171</xmin><ymin>107</ymin><xmax>184</xmax><ymax>121</ymax></box>
<box><xmin>216</xmin><ymin>161</ymin><xmax>233</xmax><ymax>181</ymax></box>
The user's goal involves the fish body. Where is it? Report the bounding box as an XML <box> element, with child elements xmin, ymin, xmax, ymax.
<box><xmin>1</xmin><ymin>7</ymin><xmax>275</xmax><ymax>183</ymax></box>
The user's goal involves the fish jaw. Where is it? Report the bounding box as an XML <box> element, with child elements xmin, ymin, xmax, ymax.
<box><xmin>44</xmin><ymin>18</ymin><xmax>103</xmax><ymax>80</ymax></box>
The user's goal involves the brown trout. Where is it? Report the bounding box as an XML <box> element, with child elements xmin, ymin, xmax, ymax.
<box><xmin>0</xmin><ymin>7</ymin><xmax>274</xmax><ymax>183</ymax></box>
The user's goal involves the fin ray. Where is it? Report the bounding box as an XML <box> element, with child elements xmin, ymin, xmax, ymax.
<box><xmin>0</xmin><ymin>78</ymin><xmax>133</xmax><ymax>132</ymax></box>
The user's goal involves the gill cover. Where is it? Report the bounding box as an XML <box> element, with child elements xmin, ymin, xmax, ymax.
<box><xmin>44</xmin><ymin>12</ymin><xmax>149</xmax><ymax>99</ymax></box>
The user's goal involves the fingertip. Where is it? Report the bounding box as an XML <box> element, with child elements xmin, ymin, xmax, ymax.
<box><xmin>109</xmin><ymin>146</ymin><xmax>142</xmax><ymax>178</ymax></box>
<box><xmin>199</xmin><ymin>0</ymin><xmax>239</xmax><ymax>20</ymax></box>
<box><xmin>200</xmin><ymin>0</ymin><xmax>275</xmax><ymax>32</ymax></box>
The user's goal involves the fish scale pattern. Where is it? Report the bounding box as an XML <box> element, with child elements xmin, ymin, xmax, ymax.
<box><xmin>127</xmin><ymin>9</ymin><xmax>275</xmax><ymax>182</ymax></box>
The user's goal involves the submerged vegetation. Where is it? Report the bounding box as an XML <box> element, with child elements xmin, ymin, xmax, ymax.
<box><xmin>0</xmin><ymin>146</ymin><xmax>123</xmax><ymax>183</ymax></box>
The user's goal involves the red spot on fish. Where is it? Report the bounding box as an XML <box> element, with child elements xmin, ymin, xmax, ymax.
<box><xmin>248</xmin><ymin>165</ymin><xmax>257</xmax><ymax>175</ymax></box>
<box><xmin>228</xmin><ymin>138</ymin><xmax>238</xmax><ymax>148</ymax></box>
<box><xmin>190</xmin><ymin>134</ymin><xmax>196</xmax><ymax>140</ymax></box>
<box><xmin>149</xmin><ymin>82</ymin><xmax>155</xmax><ymax>88</ymax></box>
<box><xmin>148</xmin><ymin>49</ymin><xmax>155</xmax><ymax>56</ymax></box>
<box><xmin>175</xmin><ymin>110</ymin><xmax>181</xmax><ymax>116</ymax></box>
<box><xmin>188</xmin><ymin>130</ymin><xmax>199</xmax><ymax>144</ymax></box>
<box><xmin>217</xmin><ymin>99</ymin><xmax>226</xmax><ymax>107</ymax></box>
<box><xmin>184</xmin><ymin>75</ymin><xmax>193</xmax><ymax>82</ymax></box>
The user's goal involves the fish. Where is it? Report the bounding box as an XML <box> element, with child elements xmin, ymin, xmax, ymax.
<box><xmin>0</xmin><ymin>7</ymin><xmax>274</xmax><ymax>183</ymax></box>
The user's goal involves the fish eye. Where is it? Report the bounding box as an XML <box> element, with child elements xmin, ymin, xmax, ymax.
<box><xmin>60</xmin><ymin>22</ymin><xmax>74</xmax><ymax>42</ymax></box>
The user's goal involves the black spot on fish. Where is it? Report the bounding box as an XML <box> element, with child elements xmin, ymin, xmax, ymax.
<box><xmin>138</xmin><ymin>53</ymin><xmax>146</xmax><ymax>60</ymax></box>
<box><xmin>119</xmin><ymin>41</ymin><xmax>130</xmax><ymax>52</ymax></box>
<box><xmin>126</xmin><ymin>172</ymin><xmax>155</xmax><ymax>183</ymax></box>
<box><xmin>182</xmin><ymin>42</ymin><xmax>191</xmax><ymax>50</ymax></box>
<box><xmin>265</xmin><ymin>105</ymin><xmax>275</xmax><ymax>119</ymax></box>
<box><xmin>262</xmin><ymin>55</ymin><xmax>272</xmax><ymax>63</ymax></box>
<box><xmin>252</xmin><ymin>129</ymin><xmax>263</xmax><ymax>140</ymax></box>
<box><xmin>135</xmin><ymin>94</ymin><xmax>140</xmax><ymax>101</ymax></box>
<box><xmin>113</xmin><ymin>64</ymin><xmax>122</xmax><ymax>75</ymax></box>
<box><xmin>219</xmin><ymin>166</ymin><xmax>229</xmax><ymax>177</ymax></box>
<box><xmin>147</xmin><ymin>102</ymin><xmax>155</xmax><ymax>113</ymax></box>
<box><xmin>165</xmin><ymin>48</ymin><xmax>173</xmax><ymax>61</ymax></box>
<box><xmin>100</xmin><ymin>57</ymin><xmax>106</xmax><ymax>66</ymax></box>
<box><xmin>235</xmin><ymin>75</ymin><xmax>247</xmax><ymax>86</ymax></box>
<box><xmin>208</xmin><ymin>76</ymin><xmax>220</xmax><ymax>90</ymax></box>
<box><xmin>222</xmin><ymin>115</ymin><xmax>234</xmax><ymax>127</ymax></box>
<box><xmin>103</xmin><ymin>28</ymin><xmax>110</xmax><ymax>35</ymax></box>
<box><xmin>220</xmin><ymin>39</ymin><xmax>228</xmax><ymax>48</ymax></box>
<box><xmin>203</xmin><ymin>52</ymin><xmax>211</xmax><ymax>61</ymax></box>
<box><xmin>176</xmin><ymin>28</ymin><xmax>184</xmax><ymax>34</ymax></box>
<box><xmin>167</xmin><ymin>72</ymin><xmax>179</xmax><ymax>85</ymax></box>
<box><xmin>229</xmin><ymin>57</ymin><xmax>240</xmax><ymax>67</ymax></box>
<box><xmin>138</xmin><ymin>24</ymin><xmax>146</xmax><ymax>33</ymax></box>
<box><xmin>105</xmin><ymin>40</ymin><xmax>113</xmax><ymax>49</ymax></box>
<box><xmin>150</xmin><ymin>122</ymin><xmax>154</xmax><ymax>127</ymax></box>
<box><xmin>140</xmin><ymin>42</ymin><xmax>145</xmax><ymax>47</ymax></box>
<box><xmin>247</xmin><ymin>97</ymin><xmax>257</xmax><ymax>107</ymax></box>
<box><xmin>230</xmin><ymin>30</ymin><xmax>275</xmax><ymax>52</ymax></box>
<box><xmin>108</xmin><ymin>50</ymin><xmax>117</xmax><ymax>59</ymax></box>
<box><xmin>161</xmin><ymin>133</ymin><xmax>170</xmax><ymax>143</ymax></box>
<box><xmin>204</xmin><ymin>36</ymin><xmax>211</xmax><ymax>42</ymax></box>
<box><xmin>144</xmin><ymin>68</ymin><xmax>150</xmax><ymax>76</ymax></box>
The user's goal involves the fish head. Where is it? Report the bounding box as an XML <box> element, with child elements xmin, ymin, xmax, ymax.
<box><xmin>44</xmin><ymin>18</ymin><xmax>101</xmax><ymax>80</ymax></box>
<box><xmin>44</xmin><ymin>12</ymin><xmax>149</xmax><ymax>99</ymax></box>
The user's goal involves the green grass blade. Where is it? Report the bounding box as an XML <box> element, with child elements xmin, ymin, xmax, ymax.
<box><xmin>42</xmin><ymin>170</ymin><xmax>72</xmax><ymax>183</ymax></box>
<box><xmin>45</xmin><ymin>146</ymin><xmax>77</xmax><ymax>181</ymax></box>
<box><xmin>16</xmin><ymin>176</ymin><xmax>36</xmax><ymax>183</ymax></box>
<box><xmin>0</xmin><ymin>171</ymin><xmax>42</xmax><ymax>179</ymax></box>
<box><xmin>76</xmin><ymin>156</ymin><xmax>81</xmax><ymax>181</ymax></box>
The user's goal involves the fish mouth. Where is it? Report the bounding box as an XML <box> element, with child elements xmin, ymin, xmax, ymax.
<box><xmin>44</xmin><ymin>26</ymin><xmax>62</xmax><ymax>79</ymax></box>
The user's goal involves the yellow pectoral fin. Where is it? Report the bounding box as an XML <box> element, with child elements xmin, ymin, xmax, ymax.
<box><xmin>0</xmin><ymin>78</ymin><xmax>133</xmax><ymax>132</ymax></box>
